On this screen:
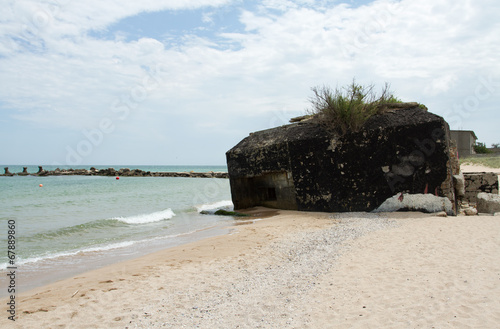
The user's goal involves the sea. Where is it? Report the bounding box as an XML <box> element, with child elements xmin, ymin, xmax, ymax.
<box><xmin>0</xmin><ymin>165</ymin><xmax>238</xmax><ymax>297</ymax></box>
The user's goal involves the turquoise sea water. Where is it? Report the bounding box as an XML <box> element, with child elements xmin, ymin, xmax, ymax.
<box><xmin>0</xmin><ymin>165</ymin><xmax>235</xmax><ymax>296</ymax></box>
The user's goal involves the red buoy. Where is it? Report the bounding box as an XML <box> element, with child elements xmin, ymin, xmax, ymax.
<box><xmin>116</xmin><ymin>177</ymin><xmax>120</xmax><ymax>180</ymax></box>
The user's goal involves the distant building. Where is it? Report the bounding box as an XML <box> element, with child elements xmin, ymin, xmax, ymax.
<box><xmin>450</xmin><ymin>130</ymin><xmax>477</xmax><ymax>158</ymax></box>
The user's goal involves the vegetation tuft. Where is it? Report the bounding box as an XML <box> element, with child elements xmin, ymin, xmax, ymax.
<box><xmin>308</xmin><ymin>79</ymin><xmax>402</xmax><ymax>135</ymax></box>
<box><xmin>460</xmin><ymin>156</ymin><xmax>500</xmax><ymax>168</ymax></box>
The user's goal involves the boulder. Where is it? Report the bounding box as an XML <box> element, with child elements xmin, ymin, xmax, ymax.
<box><xmin>17</xmin><ymin>167</ymin><xmax>29</xmax><ymax>176</ymax></box>
<box><xmin>118</xmin><ymin>168</ymin><xmax>130</xmax><ymax>175</ymax></box>
<box><xmin>129</xmin><ymin>169</ymin><xmax>142</xmax><ymax>176</ymax></box>
<box><xmin>211</xmin><ymin>209</ymin><xmax>250</xmax><ymax>217</ymax></box>
<box><xmin>373</xmin><ymin>193</ymin><xmax>453</xmax><ymax>215</ymax></box>
<box><xmin>476</xmin><ymin>192</ymin><xmax>500</xmax><ymax>214</ymax></box>
<box><xmin>463</xmin><ymin>207</ymin><xmax>478</xmax><ymax>216</ymax></box>
<box><xmin>98</xmin><ymin>168</ymin><xmax>117</xmax><ymax>176</ymax></box>
<box><xmin>214</xmin><ymin>172</ymin><xmax>229</xmax><ymax>178</ymax></box>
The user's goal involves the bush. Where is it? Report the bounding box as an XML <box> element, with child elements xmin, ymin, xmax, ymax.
<box><xmin>474</xmin><ymin>142</ymin><xmax>492</xmax><ymax>154</ymax></box>
<box><xmin>308</xmin><ymin>80</ymin><xmax>401</xmax><ymax>135</ymax></box>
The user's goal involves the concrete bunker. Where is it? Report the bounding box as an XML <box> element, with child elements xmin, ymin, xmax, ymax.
<box><xmin>226</xmin><ymin>104</ymin><xmax>458</xmax><ymax>214</ymax></box>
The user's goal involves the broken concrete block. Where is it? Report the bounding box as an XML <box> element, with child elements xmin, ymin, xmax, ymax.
<box><xmin>373</xmin><ymin>193</ymin><xmax>453</xmax><ymax>215</ymax></box>
<box><xmin>477</xmin><ymin>192</ymin><xmax>500</xmax><ymax>214</ymax></box>
<box><xmin>453</xmin><ymin>172</ymin><xmax>465</xmax><ymax>197</ymax></box>
<box><xmin>464</xmin><ymin>207</ymin><xmax>478</xmax><ymax>216</ymax></box>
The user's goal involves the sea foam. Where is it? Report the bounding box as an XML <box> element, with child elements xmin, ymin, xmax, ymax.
<box><xmin>0</xmin><ymin>226</ymin><xmax>219</xmax><ymax>270</ymax></box>
<box><xmin>0</xmin><ymin>240</ymin><xmax>137</xmax><ymax>269</ymax></box>
<box><xmin>112</xmin><ymin>208</ymin><xmax>176</xmax><ymax>224</ymax></box>
<box><xmin>196</xmin><ymin>200</ymin><xmax>234</xmax><ymax>213</ymax></box>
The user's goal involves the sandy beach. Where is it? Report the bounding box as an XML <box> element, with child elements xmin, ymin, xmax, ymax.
<box><xmin>2</xmin><ymin>204</ymin><xmax>500</xmax><ymax>328</ymax></box>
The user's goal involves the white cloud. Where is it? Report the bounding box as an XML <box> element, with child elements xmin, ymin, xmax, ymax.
<box><xmin>201</xmin><ymin>12</ymin><xmax>215</xmax><ymax>24</ymax></box>
<box><xmin>424</xmin><ymin>75</ymin><xmax>459</xmax><ymax>96</ymax></box>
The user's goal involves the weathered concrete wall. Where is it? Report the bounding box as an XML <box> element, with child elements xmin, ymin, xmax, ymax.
<box><xmin>227</xmin><ymin>106</ymin><xmax>456</xmax><ymax>213</ymax></box>
<box><xmin>463</xmin><ymin>173</ymin><xmax>499</xmax><ymax>204</ymax></box>
<box><xmin>450</xmin><ymin>130</ymin><xmax>476</xmax><ymax>157</ymax></box>
<box><xmin>230</xmin><ymin>171</ymin><xmax>298</xmax><ymax>210</ymax></box>
<box><xmin>226</xmin><ymin>124</ymin><xmax>311</xmax><ymax>210</ymax></box>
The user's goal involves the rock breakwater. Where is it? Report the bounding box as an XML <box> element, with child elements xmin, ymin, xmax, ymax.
<box><xmin>2</xmin><ymin>166</ymin><xmax>228</xmax><ymax>178</ymax></box>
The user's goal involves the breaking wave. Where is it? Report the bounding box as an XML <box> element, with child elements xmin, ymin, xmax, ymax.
<box><xmin>196</xmin><ymin>200</ymin><xmax>234</xmax><ymax>214</ymax></box>
<box><xmin>112</xmin><ymin>208</ymin><xmax>176</xmax><ymax>224</ymax></box>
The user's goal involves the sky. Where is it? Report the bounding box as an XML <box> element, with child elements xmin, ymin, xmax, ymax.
<box><xmin>1</xmin><ymin>0</ymin><xmax>499</xmax><ymax>166</ymax></box>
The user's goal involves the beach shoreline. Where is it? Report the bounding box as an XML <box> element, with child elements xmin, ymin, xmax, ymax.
<box><xmin>0</xmin><ymin>223</ymin><xmax>234</xmax><ymax>299</ymax></box>
<box><xmin>2</xmin><ymin>207</ymin><xmax>500</xmax><ymax>328</ymax></box>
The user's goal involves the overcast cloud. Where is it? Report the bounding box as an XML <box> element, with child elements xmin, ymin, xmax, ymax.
<box><xmin>1</xmin><ymin>0</ymin><xmax>499</xmax><ymax>165</ymax></box>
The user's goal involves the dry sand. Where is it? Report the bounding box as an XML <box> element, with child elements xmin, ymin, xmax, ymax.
<box><xmin>460</xmin><ymin>163</ymin><xmax>500</xmax><ymax>174</ymax></box>
<box><xmin>2</xmin><ymin>207</ymin><xmax>500</xmax><ymax>328</ymax></box>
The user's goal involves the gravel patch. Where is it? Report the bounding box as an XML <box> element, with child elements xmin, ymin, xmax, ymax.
<box><xmin>130</xmin><ymin>213</ymin><xmax>397</xmax><ymax>328</ymax></box>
